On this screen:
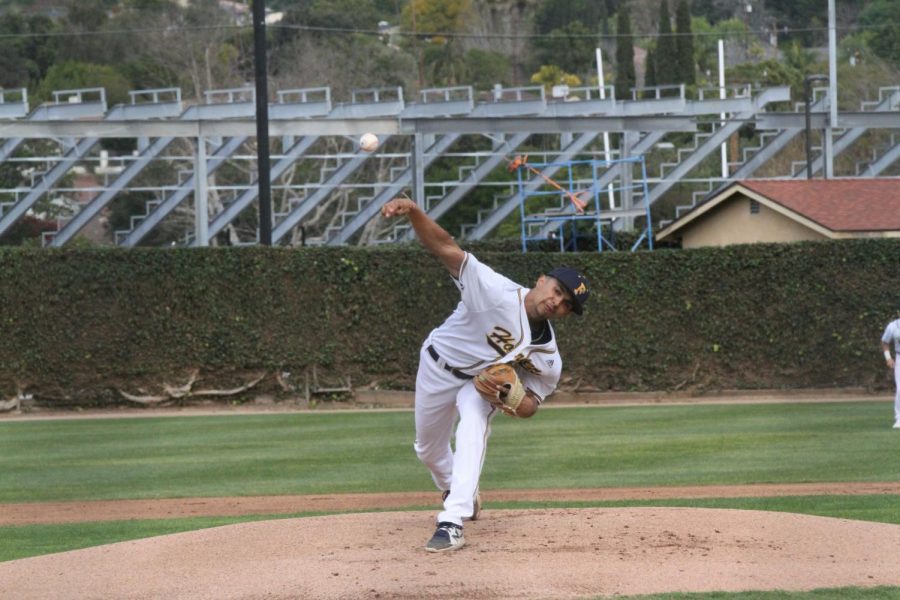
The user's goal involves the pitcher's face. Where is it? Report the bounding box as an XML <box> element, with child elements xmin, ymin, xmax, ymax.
<box><xmin>525</xmin><ymin>275</ymin><xmax>574</xmax><ymax>321</ymax></box>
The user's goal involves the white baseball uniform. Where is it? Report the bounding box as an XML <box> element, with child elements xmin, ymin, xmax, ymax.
<box><xmin>414</xmin><ymin>253</ymin><xmax>562</xmax><ymax>526</ymax></box>
<box><xmin>881</xmin><ymin>318</ymin><xmax>900</xmax><ymax>423</ymax></box>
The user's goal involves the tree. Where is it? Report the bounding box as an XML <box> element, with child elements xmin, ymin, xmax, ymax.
<box><xmin>274</xmin><ymin>0</ymin><xmax>409</xmax><ymax>92</ymax></box>
<box><xmin>530</xmin><ymin>65</ymin><xmax>582</xmax><ymax>93</ymax></box>
<box><xmin>689</xmin><ymin>15</ymin><xmax>715</xmax><ymax>78</ymax></box>
<box><xmin>281</xmin><ymin>0</ymin><xmax>381</xmax><ymax>33</ymax></box>
<box><xmin>533</xmin><ymin>0</ymin><xmax>605</xmax><ymax>35</ymax></box>
<box><xmin>271</xmin><ymin>28</ymin><xmax>416</xmax><ymax>98</ymax></box>
<box><xmin>833</xmin><ymin>49</ymin><xmax>900</xmax><ymax>111</ymax></box>
<box><xmin>0</xmin><ymin>13</ymin><xmax>58</xmax><ymax>89</ymax></box>
<box><xmin>726</xmin><ymin>59</ymin><xmax>803</xmax><ymax>97</ymax></box>
<box><xmin>35</xmin><ymin>61</ymin><xmax>133</xmax><ymax>106</ymax></box>
<box><xmin>55</xmin><ymin>0</ymin><xmax>131</xmax><ymax>67</ymax></box>
<box><xmin>0</xmin><ymin>159</ymin><xmax>21</xmax><ymax>186</ymax></box>
<box><xmin>645</xmin><ymin>46</ymin><xmax>657</xmax><ymax>87</ymax></box>
<box><xmin>401</xmin><ymin>0</ymin><xmax>473</xmax><ymax>89</ymax></box>
<box><xmin>691</xmin><ymin>0</ymin><xmax>731</xmax><ymax>24</ymax></box>
<box><xmin>655</xmin><ymin>0</ymin><xmax>677</xmax><ymax>85</ymax></box>
<box><xmin>463</xmin><ymin>48</ymin><xmax>510</xmax><ymax>90</ymax></box>
<box><xmin>691</xmin><ymin>17</ymin><xmax>752</xmax><ymax>81</ymax></box>
<box><xmin>532</xmin><ymin>21</ymin><xmax>598</xmax><ymax>76</ymax></box>
<box><xmin>598</xmin><ymin>0</ymin><xmax>610</xmax><ymax>36</ymax></box>
<box><xmin>858</xmin><ymin>0</ymin><xmax>899</xmax><ymax>66</ymax></box>
<box><xmin>675</xmin><ymin>0</ymin><xmax>695</xmax><ymax>84</ymax></box>
<box><xmin>766</xmin><ymin>0</ymin><xmax>829</xmax><ymax>46</ymax></box>
<box><xmin>122</xmin><ymin>0</ymin><xmax>246</xmax><ymax>101</ymax></box>
<box><xmin>614</xmin><ymin>2</ymin><xmax>636</xmax><ymax>98</ymax></box>
<box><xmin>529</xmin><ymin>0</ymin><xmax>610</xmax><ymax>76</ymax></box>
<box><xmin>783</xmin><ymin>41</ymin><xmax>818</xmax><ymax>76</ymax></box>
<box><xmin>423</xmin><ymin>39</ymin><xmax>468</xmax><ymax>86</ymax></box>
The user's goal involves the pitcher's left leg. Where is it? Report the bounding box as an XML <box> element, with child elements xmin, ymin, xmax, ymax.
<box><xmin>438</xmin><ymin>382</ymin><xmax>495</xmax><ymax>525</ymax></box>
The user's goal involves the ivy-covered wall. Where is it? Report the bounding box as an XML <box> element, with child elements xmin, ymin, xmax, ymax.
<box><xmin>0</xmin><ymin>239</ymin><xmax>897</xmax><ymax>406</ymax></box>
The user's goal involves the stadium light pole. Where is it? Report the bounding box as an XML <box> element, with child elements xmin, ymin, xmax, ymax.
<box><xmin>252</xmin><ymin>0</ymin><xmax>272</xmax><ymax>245</ymax></box>
<box><xmin>804</xmin><ymin>74</ymin><xmax>828</xmax><ymax>180</ymax></box>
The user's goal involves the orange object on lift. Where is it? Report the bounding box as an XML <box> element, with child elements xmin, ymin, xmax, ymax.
<box><xmin>507</xmin><ymin>154</ymin><xmax>588</xmax><ymax>214</ymax></box>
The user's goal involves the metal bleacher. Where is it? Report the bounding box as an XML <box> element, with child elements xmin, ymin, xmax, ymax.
<box><xmin>0</xmin><ymin>80</ymin><xmax>896</xmax><ymax>248</ymax></box>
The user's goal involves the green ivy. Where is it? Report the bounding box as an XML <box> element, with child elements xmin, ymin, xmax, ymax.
<box><xmin>0</xmin><ymin>239</ymin><xmax>897</xmax><ymax>406</ymax></box>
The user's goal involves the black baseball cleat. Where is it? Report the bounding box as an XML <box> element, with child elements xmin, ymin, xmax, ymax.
<box><xmin>425</xmin><ymin>521</ymin><xmax>465</xmax><ymax>552</ymax></box>
<box><xmin>441</xmin><ymin>489</ymin><xmax>482</xmax><ymax>521</ymax></box>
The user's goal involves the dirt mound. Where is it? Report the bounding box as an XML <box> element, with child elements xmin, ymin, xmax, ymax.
<box><xmin>3</xmin><ymin>507</ymin><xmax>900</xmax><ymax>599</ymax></box>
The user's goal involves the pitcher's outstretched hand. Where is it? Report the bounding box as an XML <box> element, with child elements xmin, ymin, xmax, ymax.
<box><xmin>381</xmin><ymin>197</ymin><xmax>416</xmax><ymax>218</ymax></box>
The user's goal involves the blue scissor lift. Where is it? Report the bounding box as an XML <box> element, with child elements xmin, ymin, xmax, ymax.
<box><xmin>514</xmin><ymin>155</ymin><xmax>653</xmax><ymax>252</ymax></box>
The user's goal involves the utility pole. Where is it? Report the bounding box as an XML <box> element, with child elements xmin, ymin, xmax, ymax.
<box><xmin>252</xmin><ymin>0</ymin><xmax>272</xmax><ymax>245</ymax></box>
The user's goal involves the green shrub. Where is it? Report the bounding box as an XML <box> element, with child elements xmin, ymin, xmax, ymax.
<box><xmin>0</xmin><ymin>239</ymin><xmax>897</xmax><ymax>405</ymax></box>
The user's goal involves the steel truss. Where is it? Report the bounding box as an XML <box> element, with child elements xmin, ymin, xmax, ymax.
<box><xmin>0</xmin><ymin>82</ymin><xmax>896</xmax><ymax>248</ymax></box>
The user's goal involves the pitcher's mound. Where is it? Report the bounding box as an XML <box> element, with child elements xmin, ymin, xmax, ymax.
<box><xmin>3</xmin><ymin>507</ymin><xmax>900</xmax><ymax>599</ymax></box>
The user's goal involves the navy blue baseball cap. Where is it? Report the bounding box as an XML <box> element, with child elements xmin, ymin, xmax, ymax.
<box><xmin>547</xmin><ymin>267</ymin><xmax>589</xmax><ymax>315</ymax></box>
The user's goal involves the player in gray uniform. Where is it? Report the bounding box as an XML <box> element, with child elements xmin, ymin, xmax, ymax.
<box><xmin>381</xmin><ymin>196</ymin><xmax>589</xmax><ymax>552</ymax></box>
<box><xmin>881</xmin><ymin>315</ymin><xmax>900</xmax><ymax>429</ymax></box>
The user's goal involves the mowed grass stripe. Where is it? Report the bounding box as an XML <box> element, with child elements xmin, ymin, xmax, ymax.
<box><xmin>0</xmin><ymin>401</ymin><xmax>897</xmax><ymax>503</ymax></box>
<box><xmin>617</xmin><ymin>586</ymin><xmax>900</xmax><ymax>599</ymax></box>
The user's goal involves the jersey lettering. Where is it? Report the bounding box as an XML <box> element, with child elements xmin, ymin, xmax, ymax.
<box><xmin>486</xmin><ymin>326</ymin><xmax>517</xmax><ymax>357</ymax></box>
<box><xmin>511</xmin><ymin>353</ymin><xmax>543</xmax><ymax>375</ymax></box>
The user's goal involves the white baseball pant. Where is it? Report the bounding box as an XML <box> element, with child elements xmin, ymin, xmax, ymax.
<box><xmin>413</xmin><ymin>343</ymin><xmax>496</xmax><ymax>526</ymax></box>
<box><xmin>894</xmin><ymin>358</ymin><xmax>900</xmax><ymax>422</ymax></box>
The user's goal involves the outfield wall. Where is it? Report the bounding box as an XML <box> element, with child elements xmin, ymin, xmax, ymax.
<box><xmin>1</xmin><ymin>238</ymin><xmax>897</xmax><ymax>406</ymax></box>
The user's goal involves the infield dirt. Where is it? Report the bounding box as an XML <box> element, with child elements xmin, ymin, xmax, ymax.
<box><xmin>3</xmin><ymin>504</ymin><xmax>900</xmax><ymax>599</ymax></box>
<box><xmin>3</xmin><ymin>394</ymin><xmax>900</xmax><ymax>598</ymax></box>
<box><xmin>3</xmin><ymin>482</ymin><xmax>900</xmax><ymax>599</ymax></box>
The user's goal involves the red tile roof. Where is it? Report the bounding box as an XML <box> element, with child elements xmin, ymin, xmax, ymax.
<box><xmin>738</xmin><ymin>179</ymin><xmax>900</xmax><ymax>232</ymax></box>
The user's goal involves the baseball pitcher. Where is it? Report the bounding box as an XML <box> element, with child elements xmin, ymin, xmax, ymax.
<box><xmin>381</xmin><ymin>196</ymin><xmax>589</xmax><ymax>552</ymax></box>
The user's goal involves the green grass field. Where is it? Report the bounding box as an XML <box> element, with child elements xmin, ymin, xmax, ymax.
<box><xmin>4</xmin><ymin>401</ymin><xmax>898</xmax><ymax>502</ymax></box>
<box><xmin>623</xmin><ymin>588</ymin><xmax>900</xmax><ymax>599</ymax></box>
<box><xmin>2</xmin><ymin>400</ymin><xmax>899</xmax><ymax>599</ymax></box>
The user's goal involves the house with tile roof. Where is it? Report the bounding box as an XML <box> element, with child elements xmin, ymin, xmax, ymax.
<box><xmin>655</xmin><ymin>179</ymin><xmax>900</xmax><ymax>249</ymax></box>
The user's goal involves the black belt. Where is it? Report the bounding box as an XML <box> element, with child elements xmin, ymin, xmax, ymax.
<box><xmin>427</xmin><ymin>345</ymin><xmax>474</xmax><ymax>380</ymax></box>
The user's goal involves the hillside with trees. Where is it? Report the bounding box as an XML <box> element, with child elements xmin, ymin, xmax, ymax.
<box><xmin>2</xmin><ymin>0</ymin><xmax>895</xmax><ymax>106</ymax></box>
<box><xmin>0</xmin><ymin>0</ymin><xmax>896</xmax><ymax>246</ymax></box>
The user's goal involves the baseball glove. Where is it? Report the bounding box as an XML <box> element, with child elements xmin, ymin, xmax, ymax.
<box><xmin>474</xmin><ymin>363</ymin><xmax>526</xmax><ymax>417</ymax></box>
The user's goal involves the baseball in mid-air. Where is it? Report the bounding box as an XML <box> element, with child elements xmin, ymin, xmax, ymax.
<box><xmin>359</xmin><ymin>132</ymin><xmax>379</xmax><ymax>153</ymax></box>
